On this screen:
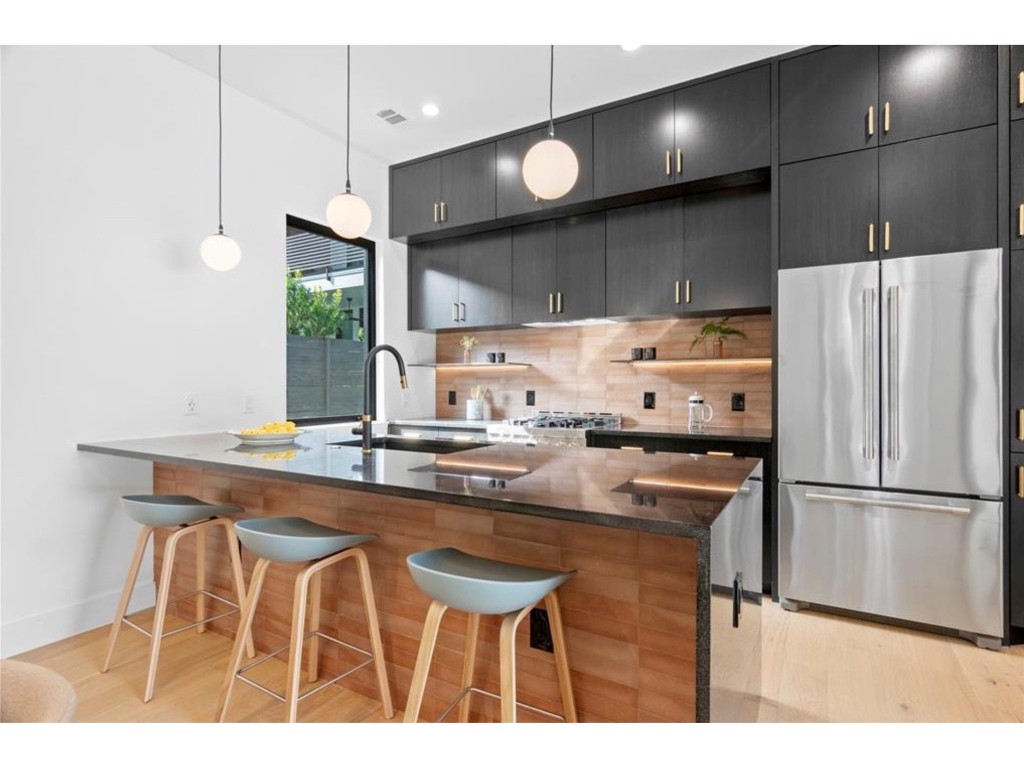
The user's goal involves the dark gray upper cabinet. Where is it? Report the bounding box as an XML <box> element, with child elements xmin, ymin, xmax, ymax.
<box><xmin>879</xmin><ymin>125</ymin><xmax>997</xmax><ymax>259</ymax></box>
<box><xmin>605</xmin><ymin>199</ymin><xmax>684</xmax><ymax>318</ymax></box>
<box><xmin>1013</xmin><ymin>120</ymin><xmax>1024</xmax><ymax>250</ymax></box>
<box><xmin>457</xmin><ymin>229</ymin><xmax>512</xmax><ymax>327</ymax></box>
<box><xmin>556</xmin><ymin>213</ymin><xmax>606</xmax><ymax>321</ymax></box>
<box><xmin>440</xmin><ymin>143</ymin><xmax>496</xmax><ymax>229</ymax></box>
<box><xmin>1012</xmin><ymin>252</ymin><xmax>1024</xmax><ymax>454</ymax></box>
<box><xmin>779</xmin><ymin>46</ymin><xmax>879</xmax><ymax>164</ymax></box>
<box><xmin>779</xmin><ymin>150</ymin><xmax>879</xmax><ymax>269</ymax></box>
<box><xmin>593</xmin><ymin>93</ymin><xmax>676</xmax><ymax>199</ymax></box>
<box><xmin>683</xmin><ymin>187</ymin><xmax>770</xmax><ymax>312</ymax></box>
<box><xmin>496</xmin><ymin>116</ymin><xmax>593</xmax><ymax>218</ymax></box>
<box><xmin>674</xmin><ymin>66</ymin><xmax>770</xmax><ymax>181</ymax></box>
<box><xmin>391</xmin><ymin>158</ymin><xmax>441</xmax><ymax>239</ymax></box>
<box><xmin>879</xmin><ymin>46</ymin><xmax>997</xmax><ymax>145</ymax></box>
<box><xmin>407</xmin><ymin>239</ymin><xmax>459</xmax><ymax>331</ymax></box>
<box><xmin>511</xmin><ymin>222</ymin><xmax>557</xmax><ymax>324</ymax></box>
<box><xmin>1013</xmin><ymin>46</ymin><xmax>1024</xmax><ymax>121</ymax></box>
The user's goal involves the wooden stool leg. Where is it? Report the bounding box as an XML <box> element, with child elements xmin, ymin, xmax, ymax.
<box><xmin>352</xmin><ymin>548</ymin><xmax>394</xmax><ymax>719</ymax></box>
<box><xmin>195</xmin><ymin>526</ymin><xmax>206</xmax><ymax>634</ymax></box>
<box><xmin>216</xmin><ymin>558</ymin><xmax>270</xmax><ymax>723</ymax></box>
<box><xmin>498</xmin><ymin>603</ymin><xmax>535</xmax><ymax>723</ymax></box>
<box><xmin>544</xmin><ymin>591</ymin><xmax>578</xmax><ymax>723</ymax></box>
<box><xmin>457</xmin><ymin>612</ymin><xmax>481</xmax><ymax>723</ymax></box>
<box><xmin>102</xmin><ymin>525</ymin><xmax>153</xmax><ymax>673</ymax></box>
<box><xmin>403</xmin><ymin>600</ymin><xmax>447</xmax><ymax>723</ymax></box>
<box><xmin>220</xmin><ymin>519</ymin><xmax>255</xmax><ymax>659</ymax></box>
<box><xmin>143</xmin><ymin>525</ymin><xmax>188</xmax><ymax>703</ymax></box>
<box><xmin>306</xmin><ymin>570</ymin><xmax>322</xmax><ymax>684</ymax></box>
<box><xmin>284</xmin><ymin>564</ymin><xmax>314</xmax><ymax>723</ymax></box>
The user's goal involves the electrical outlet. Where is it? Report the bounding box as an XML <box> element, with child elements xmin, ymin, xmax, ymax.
<box><xmin>643</xmin><ymin>392</ymin><xmax>656</xmax><ymax>409</ymax></box>
<box><xmin>243</xmin><ymin>394</ymin><xmax>255</xmax><ymax>414</ymax></box>
<box><xmin>529</xmin><ymin>607</ymin><xmax>553</xmax><ymax>653</ymax></box>
<box><xmin>184</xmin><ymin>394</ymin><xmax>198</xmax><ymax>416</ymax></box>
<box><xmin>448</xmin><ymin>390</ymin><xmax>456</xmax><ymax>406</ymax></box>
<box><xmin>526</xmin><ymin>390</ymin><xmax>536</xmax><ymax>406</ymax></box>
<box><xmin>731</xmin><ymin>392</ymin><xmax>745</xmax><ymax>412</ymax></box>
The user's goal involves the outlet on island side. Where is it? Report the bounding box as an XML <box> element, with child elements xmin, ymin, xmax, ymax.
<box><xmin>643</xmin><ymin>392</ymin><xmax>656</xmax><ymax>410</ymax></box>
<box><xmin>526</xmin><ymin>390</ymin><xmax>536</xmax><ymax>406</ymax></box>
<box><xmin>731</xmin><ymin>392</ymin><xmax>745</xmax><ymax>412</ymax></box>
<box><xmin>448</xmin><ymin>390</ymin><xmax>456</xmax><ymax>406</ymax></box>
<box><xmin>184</xmin><ymin>393</ymin><xmax>198</xmax><ymax>416</ymax></box>
<box><xmin>529</xmin><ymin>607</ymin><xmax>553</xmax><ymax>653</ymax></box>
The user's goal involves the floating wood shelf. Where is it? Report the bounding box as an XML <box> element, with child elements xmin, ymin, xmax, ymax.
<box><xmin>610</xmin><ymin>357</ymin><xmax>772</xmax><ymax>367</ymax></box>
<box><xmin>409</xmin><ymin>362</ymin><xmax>532</xmax><ymax>370</ymax></box>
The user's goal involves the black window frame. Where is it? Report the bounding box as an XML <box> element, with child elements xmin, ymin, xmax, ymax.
<box><xmin>285</xmin><ymin>214</ymin><xmax>376</xmax><ymax>426</ymax></box>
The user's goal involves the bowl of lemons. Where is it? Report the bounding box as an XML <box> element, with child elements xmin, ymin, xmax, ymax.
<box><xmin>228</xmin><ymin>421</ymin><xmax>306</xmax><ymax>446</ymax></box>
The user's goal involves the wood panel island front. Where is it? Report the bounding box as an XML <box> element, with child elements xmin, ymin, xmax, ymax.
<box><xmin>78</xmin><ymin>428</ymin><xmax>762</xmax><ymax>723</ymax></box>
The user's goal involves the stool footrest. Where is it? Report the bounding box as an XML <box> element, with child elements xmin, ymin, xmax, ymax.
<box><xmin>437</xmin><ymin>685</ymin><xmax>566</xmax><ymax>723</ymax></box>
<box><xmin>121</xmin><ymin>590</ymin><xmax>240</xmax><ymax>639</ymax></box>
<box><xmin>235</xmin><ymin>630</ymin><xmax>374</xmax><ymax>704</ymax></box>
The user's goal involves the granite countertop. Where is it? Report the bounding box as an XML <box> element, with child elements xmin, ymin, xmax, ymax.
<box><xmin>596</xmin><ymin>424</ymin><xmax>773</xmax><ymax>443</ymax></box>
<box><xmin>78</xmin><ymin>429</ymin><xmax>758</xmax><ymax>539</ymax></box>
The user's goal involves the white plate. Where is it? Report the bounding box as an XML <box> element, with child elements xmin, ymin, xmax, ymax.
<box><xmin>228</xmin><ymin>430</ymin><xmax>305</xmax><ymax>446</ymax></box>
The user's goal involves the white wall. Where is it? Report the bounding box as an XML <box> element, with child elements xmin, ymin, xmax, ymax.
<box><xmin>0</xmin><ymin>45</ymin><xmax>434</xmax><ymax>656</ymax></box>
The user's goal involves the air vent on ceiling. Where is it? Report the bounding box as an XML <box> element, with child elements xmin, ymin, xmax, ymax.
<box><xmin>376</xmin><ymin>108</ymin><xmax>407</xmax><ymax>126</ymax></box>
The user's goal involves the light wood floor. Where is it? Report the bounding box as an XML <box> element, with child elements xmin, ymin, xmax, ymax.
<box><xmin>12</xmin><ymin>600</ymin><xmax>1024</xmax><ymax>723</ymax></box>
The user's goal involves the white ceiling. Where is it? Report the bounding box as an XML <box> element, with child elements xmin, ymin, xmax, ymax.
<box><xmin>154</xmin><ymin>45</ymin><xmax>801</xmax><ymax>166</ymax></box>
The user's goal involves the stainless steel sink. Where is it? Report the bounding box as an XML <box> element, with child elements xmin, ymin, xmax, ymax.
<box><xmin>328</xmin><ymin>437</ymin><xmax>491</xmax><ymax>454</ymax></box>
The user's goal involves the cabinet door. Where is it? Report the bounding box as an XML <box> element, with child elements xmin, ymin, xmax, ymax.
<box><xmin>496</xmin><ymin>115</ymin><xmax>593</xmax><ymax>218</ymax></box>
<box><xmin>1012</xmin><ymin>251</ymin><xmax>1024</xmax><ymax>453</ymax></box>
<box><xmin>458</xmin><ymin>230</ymin><xmax>512</xmax><ymax>327</ymax></box>
<box><xmin>1013</xmin><ymin>458</ymin><xmax>1024</xmax><ymax>629</ymax></box>
<box><xmin>511</xmin><ymin>222</ymin><xmax>557</xmax><ymax>324</ymax></box>
<box><xmin>391</xmin><ymin>158</ymin><xmax>440</xmax><ymax>238</ymax></box>
<box><xmin>593</xmin><ymin>93</ymin><xmax>675</xmax><ymax>198</ymax></box>
<box><xmin>407</xmin><ymin>240</ymin><xmax>460</xmax><ymax>331</ymax></box>
<box><xmin>556</xmin><ymin>212</ymin><xmax>606</xmax><ymax>321</ymax></box>
<box><xmin>1013</xmin><ymin>120</ymin><xmax>1024</xmax><ymax>250</ymax></box>
<box><xmin>605</xmin><ymin>199</ymin><xmax>683</xmax><ymax>318</ymax></box>
<box><xmin>440</xmin><ymin>143</ymin><xmax>496</xmax><ymax>229</ymax></box>
<box><xmin>779</xmin><ymin>46</ymin><xmax>879</xmax><ymax>164</ymax></box>
<box><xmin>879</xmin><ymin>126</ymin><xmax>997</xmax><ymax>259</ymax></box>
<box><xmin>1013</xmin><ymin>46</ymin><xmax>1024</xmax><ymax>121</ymax></box>
<box><xmin>779</xmin><ymin>150</ymin><xmax>879</xmax><ymax>269</ymax></box>
<box><xmin>674</xmin><ymin>66</ymin><xmax>770</xmax><ymax>182</ymax></box>
<box><xmin>879</xmin><ymin>46</ymin><xmax>997</xmax><ymax>144</ymax></box>
<box><xmin>683</xmin><ymin>186</ymin><xmax>770</xmax><ymax>313</ymax></box>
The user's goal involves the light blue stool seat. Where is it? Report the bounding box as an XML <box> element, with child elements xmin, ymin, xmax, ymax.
<box><xmin>121</xmin><ymin>494</ymin><xmax>243</xmax><ymax>528</ymax></box>
<box><xmin>407</xmin><ymin>547</ymin><xmax>575</xmax><ymax>615</ymax></box>
<box><xmin>233</xmin><ymin>516</ymin><xmax>377</xmax><ymax>563</ymax></box>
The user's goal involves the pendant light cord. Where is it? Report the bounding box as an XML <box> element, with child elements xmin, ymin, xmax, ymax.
<box><xmin>217</xmin><ymin>44</ymin><xmax>224</xmax><ymax>234</ymax></box>
<box><xmin>548</xmin><ymin>44</ymin><xmax>555</xmax><ymax>138</ymax></box>
<box><xmin>345</xmin><ymin>45</ymin><xmax>352</xmax><ymax>194</ymax></box>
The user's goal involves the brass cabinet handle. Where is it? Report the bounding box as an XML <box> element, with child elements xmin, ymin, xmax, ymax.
<box><xmin>868</xmin><ymin>223</ymin><xmax>875</xmax><ymax>253</ymax></box>
<box><xmin>1018</xmin><ymin>408</ymin><xmax>1024</xmax><ymax>442</ymax></box>
<box><xmin>1019</xmin><ymin>71</ymin><xmax>1024</xmax><ymax>106</ymax></box>
<box><xmin>675</xmin><ymin>280</ymin><xmax>681</xmax><ymax>304</ymax></box>
<box><xmin>685</xmin><ymin>279</ymin><xmax>692</xmax><ymax>304</ymax></box>
<box><xmin>548</xmin><ymin>292</ymin><xmax>555</xmax><ymax>314</ymax></box>
<box><xmin>883</xmin><ymin>101</ymin><xmax>891</xmax><ymax>133</ymax></box>
<box><xmin>440</xmin><ymin>201</ymin><xmax>447</xmax><ymax>222</ymax></box>
<box><xmin>1018</xmin><ymin>203</ymin><xmax>1024</xmax><ymax>238</ymax></box>
<box><xmin>665</xmin><ymin>150</ymin><xmax>671</xmax><ymax>176</ymax></box>
<box><xmin>867</xmin><ymin>105</ymin><xmax>875</xmax><ymax>137</ymax></box>
<box><xmin>677</xmin><ymin>149</ymin><xmax>683</xmax><ymax>175</ymax></box>
<box><xmin>557</xmin><ymin>292</ymin><xmax>564</xmax><ymax>314</ymax></box>
<box><xmin>1018</xmin><ymin>465</ymin><xmax>1024</xmax><ymax>500</ymax></box>
<box><xmin>433</xmin><ymin>202</ymin><xmax>439</xmax><ymax>223</ymax></box>
<box><xmin>883</xmin><ymin>221</ymin><xmax>891</xmax><ymax>252</ymax></box>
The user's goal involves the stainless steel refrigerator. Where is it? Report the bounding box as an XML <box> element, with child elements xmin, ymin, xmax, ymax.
<box><xmin>778</xmin><ymin>248</ymin><xmax>1004</xmax><ymax>646</ymax></box>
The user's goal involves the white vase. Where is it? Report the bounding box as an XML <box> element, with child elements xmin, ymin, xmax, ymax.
<box><xmin>466</xmin><ymin>400</ymin><xmax>484</xmax><ymax>420</ymax></box>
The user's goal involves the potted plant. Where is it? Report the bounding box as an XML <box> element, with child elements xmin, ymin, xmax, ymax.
<box><xmin>690</xmin><ymin>317</ymin><xmax>746</xmax><ymax>359</ymax></box>
<box><xmin>459</xmin><ymin>335</ymin><xmax>478</xmax><ymax>364</ymax></box>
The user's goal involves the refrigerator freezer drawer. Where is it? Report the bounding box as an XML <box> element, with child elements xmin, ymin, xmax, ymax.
<box><xmin>778</xmin><ymin>483</ymin><xmax>1003</xmax><ymax>638</ymax></box>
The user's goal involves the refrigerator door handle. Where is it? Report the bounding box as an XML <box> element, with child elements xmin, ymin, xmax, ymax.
<box><xmin>805</xmin><ymin>492</ymin><xmax>970</xmax><ymax>516</ymax></box>
<box><xmin>887</xmin><ymin>285</ymin><xmax>900</xmax><ymax>461</ymax></box>
<box><xmin>863</xmin><ymin>288</ymin><xmax>875</xmax><ymax>459</ymax></box>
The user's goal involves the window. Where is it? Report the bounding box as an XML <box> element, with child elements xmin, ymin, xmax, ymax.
<box><xmin>285</xmin><ymin>215</ymin><xmax>375</xmax><ymax>424</ymax></box>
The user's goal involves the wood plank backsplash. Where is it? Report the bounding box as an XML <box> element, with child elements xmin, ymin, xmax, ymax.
<box><xmin>435</xmin><ymin>314</ymin><xmax>772</xmax><ymax>429</ymax></box>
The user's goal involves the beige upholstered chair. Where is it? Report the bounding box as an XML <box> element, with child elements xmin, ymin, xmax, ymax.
<box><xmin>0</xmin><ymin>660</ymin><xmax>76</xmax><ymax>722</ymax></box>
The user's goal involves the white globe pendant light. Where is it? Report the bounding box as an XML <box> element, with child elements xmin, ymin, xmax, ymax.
<box><xmin>523</xmin><ymin>45</ymin><xmax>579</xmax><ymax>201</ymax></box>
<box><xmin>326</xmin><ymin>46</ymin><xmax>372</xmax><ymax>240</ymax></box>
<box><xmin>200</xmin><ymin>45</ymin><xmax>241</xmax><ymax>271</ymax></box>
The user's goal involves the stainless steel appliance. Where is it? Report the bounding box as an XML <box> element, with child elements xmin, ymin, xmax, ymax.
<box><xmin>486</xmin><ymin>411</ymin><xmax>621</xmax><ymax>447</ymax></box>
<box><xmin>778</xmin><ymin>248</ymin><xmax>1004</xmax><ymax>646</ymax></box>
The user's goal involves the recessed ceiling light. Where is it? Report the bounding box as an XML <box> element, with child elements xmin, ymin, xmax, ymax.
<box><xmin>620</xmin><ymin>44</ymin><xmax>642</xmax><ymax>52</ymax></box>
<box><xmin>421</xmin><ymin>103</ymin><xmax>440</xmax><ymax>117</ymax></box>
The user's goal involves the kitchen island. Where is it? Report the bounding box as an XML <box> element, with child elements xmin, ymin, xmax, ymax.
<box><xmin>78</xmin><ymin>428</ymin><xmax>762</xmax><ymax>722</ymax></box>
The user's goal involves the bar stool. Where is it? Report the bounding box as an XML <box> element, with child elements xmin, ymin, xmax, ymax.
<box><xmin>404</xmin><ymin>547</ymin><xmax>578</xmax><ymax>723</ymax></box>
<box><xmin>102</xmin><ymin>495</ymin><xmax>254</xmax><ymax>703</ymax></box>
<box><xmin>216</xmin><ymin>516</ymin><xmax>393</xmax><ymax>723</ymax></box>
